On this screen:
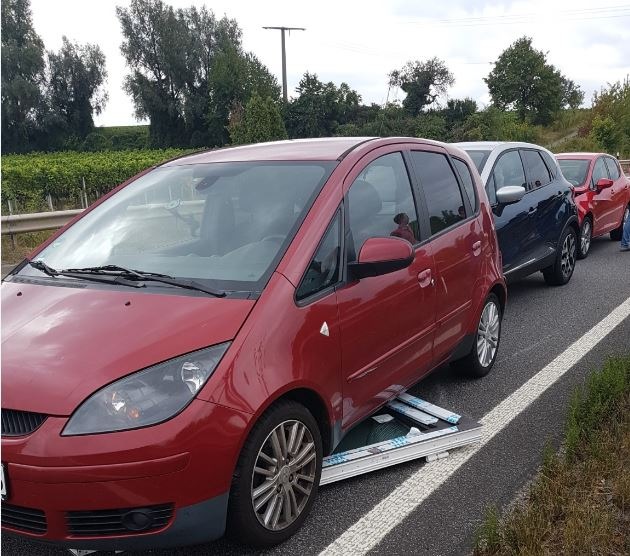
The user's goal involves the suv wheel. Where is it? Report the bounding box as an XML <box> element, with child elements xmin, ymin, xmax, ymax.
<box><xmin>542</xmin><ymin>226</ymin><xmax>577</xmax><ymax>286</ymax></box>
<box><xmin>454</xmin><ymin>293</ymin><xmax>502</xmax><ymax>378</ymax></box>
<box><xmin>227</xmin><ymin>400</ymin><xmax>322</xmax><ymax>547</ymax></box>
<box><xmin>610</xmin><ymin>205</ymin><xmax>629</xmax><ymax>241</ymax></box>
<box><xmin>577</xmin><ymin>217</ymin><xmax>592</xmax><ymax>259</ymax></box>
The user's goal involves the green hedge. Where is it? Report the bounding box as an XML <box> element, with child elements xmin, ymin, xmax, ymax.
<box><xmin>1</xmin><ymin>149</ymin><xmax>188</xmax><ymax>212</ymax></box>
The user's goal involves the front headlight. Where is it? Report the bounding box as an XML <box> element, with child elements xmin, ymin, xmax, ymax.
<box><xmin>62</xmin><ymin>342</ymin><xmax>230</xmax><ymax>436</ymax></box>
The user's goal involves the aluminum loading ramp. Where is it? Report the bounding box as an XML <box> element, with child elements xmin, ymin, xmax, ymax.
<box><xmin>320</xmin><ymin>393</ymin><xmax>481</xmax><ymax>485</ymax></box>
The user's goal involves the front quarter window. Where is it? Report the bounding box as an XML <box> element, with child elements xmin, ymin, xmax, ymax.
<box><xmin>21</xmin><ymin>161</ymin><xmax>335</xmax><ymax>292</ymax></box>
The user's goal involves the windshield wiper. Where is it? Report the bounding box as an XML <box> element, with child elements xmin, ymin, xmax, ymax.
<box><xmin>62</xmin><ymin>265</ymin><xmax>226</xmax><ymax>298</ymax></box>
<box><xmin>28</xmin><ymin>260</ymin><xmax>144</xmax><ymax>288</ymax></box>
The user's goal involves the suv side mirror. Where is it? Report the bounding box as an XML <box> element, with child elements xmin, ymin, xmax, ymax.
<box><xmin>596</xmin><ymin>178</ymin><xmax>614</xmax><ymax>190</ymax></box>
<box><xmin>496</xmin><ymin>185</ymin><xmax>526</xmax><ymax>205</ymax></box>
<box><xmin>349</xmin><ymin>237</ymin><xmax>414</xmax><ymax>279</ymax></box>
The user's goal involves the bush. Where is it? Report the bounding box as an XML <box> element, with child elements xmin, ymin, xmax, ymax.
<box><xmin>1</xmin><ymin>149</ymin><xmax>188</xmax><ymax>212</ymax></box>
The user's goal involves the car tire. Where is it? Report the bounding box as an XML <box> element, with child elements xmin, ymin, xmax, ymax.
<box><xmin>226</xmin><ymin>400</ymin><xmax>322</xmax><ymax>547</ymax></box>
<box><xmin>454</xmin><ymin>293</ymin><xmax>502</xmax><ymax>378</ymax></box>
<box><xmin>577</xmin><ymin>216</ymin><xmax>592</xmax><ymax>259</ymax></box>
<box><xmin>542</xmin><ymin>226</ymin><xmax>577</xmax><ymax>286</ymax></box>
<box><xmin>610</xmin><ymin>205</ymin><xmax>629</xmax><ymax>241</ymax></box>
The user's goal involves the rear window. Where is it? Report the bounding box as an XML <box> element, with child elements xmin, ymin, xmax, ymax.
<box><xmin>462</xmin><ymin>150</ymin><xmax>491</xmax><ymax>173</ymax></box>
<box><xmin>558</xmin><ymin>159</ymin><xmax>590</xmax><ymax>187</ymax></box>
<box><xmin>604</xmin><ymin>157</ymin><xmax>621</xmax><ymax>180</ymax></box>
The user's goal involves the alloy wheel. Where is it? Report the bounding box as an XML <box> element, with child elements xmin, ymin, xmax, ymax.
<box><xmin>580</xmin><ymin>220</ymin><xmax>591</xmax><ymax>255</ymax></box>
<box><xmin>476</xmin><ymin>300</ymin><xmax>500</xmax><ymax>368</ymax></box>
<box><xmin>561</xmin><ymin>232</ymin><xmax>576</xmax><ymax>279</ymax></box>
<box><xmin>250</xmin><ymin>420</ymin><xmax>317</xmax><ymax>531</ymax></box>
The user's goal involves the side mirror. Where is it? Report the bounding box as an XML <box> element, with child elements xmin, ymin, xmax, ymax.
<box><xmin>596</xmin><ymin>178</ymin><xmax>613</xmax><ymax>190</ymax></box>
<box><xmin>496</xmin><ymin>185</ymin><xmax>526</xmax><ymax>205</ymax></box>
<box><xmin>349</xmin><ymin>237</ymin><xmax>414</xmax><ymax>279</ymax></box>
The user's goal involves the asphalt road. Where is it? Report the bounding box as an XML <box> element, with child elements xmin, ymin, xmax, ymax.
<box><xmin>3</xmin><ymin>236</ymin><xmax>629</xmax><ymax>556</ymax></box>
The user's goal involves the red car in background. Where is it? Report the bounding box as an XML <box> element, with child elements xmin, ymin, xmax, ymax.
<box><xmin>556</xmin><ymin>153</ymin><xmax>630</xmax><ymax>258</ymax></box>
<box><xmin>2</xmin><ymin>137</ymin><xmax>505</xmax><ymax>550</ymax></box>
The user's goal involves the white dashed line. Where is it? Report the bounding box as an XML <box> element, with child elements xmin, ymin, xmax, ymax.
<box><xmin>321</xmin><ymin>296</ymin><xmax>630</xmax><ymax>556</ymax></box>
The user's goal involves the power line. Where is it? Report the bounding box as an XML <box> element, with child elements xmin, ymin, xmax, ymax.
<box><xmin>263</xmin><ymin>26</ymin><xmax>306</xmax><ymax>101</ymax></box>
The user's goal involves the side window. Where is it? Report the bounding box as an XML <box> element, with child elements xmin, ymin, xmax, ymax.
<box><xmin>592</xmin><ymin>157</ymin><xmax>609</xmax><ymax>188</ymax></box>
<box><xmin>411</xmin><ymin>151</ymin><xmax>466</xmax><ymax>235</ymax></box>
<box><xmin>492</xmin><ymin>150</ymin><xmax>526</xmax><ymax>192</ymax></box>
<box><xmin>540</xmin><ymin>150</ymin><xmax>558</xmax><ymax>179</ymax></box>
<box><xmin>296</xmin><ymin>211</ymin><xmax>341</xmax><ymax>301</ymax></box>
<box><xmin>453</xmin><ymin>158</ymin><xmax>478</xmax><ymax>212</ymax></box>
<box><xmin>346</xmin><ymin>152</ymin><xmax>419</xmax><ymax>262</ymax></box>
<box><xmin>604</xmin><ymin>157</ymin><xmax>621</xmax><ymax>180</ymax></box>
<box><xmin>486</xmin><ymin>174</ymin><xmax>497</xmax><ymax>205</ymax></box>
<box><xmin>521</xmin><ymin>150</ymin><xmax>551</xmax><ymax>189</ymax></box>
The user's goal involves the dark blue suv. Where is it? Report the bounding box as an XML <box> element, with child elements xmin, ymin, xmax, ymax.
<box><xmin>455</xmin><ymin>142</ymin><xmax>579</xmax><ymax>286</ymax></box>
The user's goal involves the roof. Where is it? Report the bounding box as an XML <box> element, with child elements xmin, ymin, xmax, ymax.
<box><xmin>164</xmin><ymin>137</ymin><xmax>376</xmax><ymax>165</ymax></box>
<box><xmin>452</xmin><ymin>141</ymin><xmax>545</xmax><ymax>151</ymax></box>
<box><xmin>555</xmin><ymin>152</ymin><xmax>608</xmax><ymax>159</ymax></box>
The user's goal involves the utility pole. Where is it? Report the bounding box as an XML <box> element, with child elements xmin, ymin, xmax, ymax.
<box><xmin>263</xmin><ymin>26</ymin><xmax>305</xmax><ymax>102</ymax></box>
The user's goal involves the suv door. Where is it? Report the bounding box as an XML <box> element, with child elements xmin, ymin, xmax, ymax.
<box><xmin>487</xmin><ymin>149</ymin><xmax>537</xmax><ymax>275</ymax></box>
<box><xmin>520</xmin><ymin>148</ymin><xmax>565</xmax><ymax>264</ymax></box>
<box><xmin>409</xmin><ymin>148</ymin><xmax>481</xmax><ymax>362</ymax></box>
<box><xmin>336</xmin><ymin>149</ymin><xmax>436</xmax><ymax>428</ymax></box>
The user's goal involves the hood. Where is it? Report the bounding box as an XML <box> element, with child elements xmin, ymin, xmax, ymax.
<box><xmin>1</xmin><ymin>281</ymin><xmax>255</xmax><ymax>415</ymax></box>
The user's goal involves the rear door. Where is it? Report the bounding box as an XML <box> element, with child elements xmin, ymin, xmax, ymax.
<box><xmin>336</xmin><ymin>148</ymin><xmax>436</xmax><ymax>428</ymax></box>
<box><xmin>408</xmin><ymin>148</ymin><xmax>481</xmax><ymax>363</ymax></box>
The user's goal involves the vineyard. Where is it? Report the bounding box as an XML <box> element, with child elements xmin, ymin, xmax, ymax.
<box><xmin>1</xmin><ymin>149</ymin><xmax>189</xmax><ymax>212</ymax></box>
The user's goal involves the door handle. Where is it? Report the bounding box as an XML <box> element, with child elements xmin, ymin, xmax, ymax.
<box><xmin>472</xmin><ymin>240</ymin><xmax>482</xmax><ymax>256</ymax></box>
<box><xmin>528</xmin><ymin>206</ymin><xmax>537</xmax><ymax>214</ymax></box>
<box><xmin>417</xmin><ymin>269</ymin><xmax>432</xmax><ymax>288</ymax></box>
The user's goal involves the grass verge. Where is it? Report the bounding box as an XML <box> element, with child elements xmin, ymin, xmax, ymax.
<box><xmin>474</xmin><ymin>356</ymin><xmax>630</xmax><ymax>556</ymax></box>
<box><xmin>1</xmin><ymin>230</ymin><xmax>54</xmax><ymax>265</ymax></box>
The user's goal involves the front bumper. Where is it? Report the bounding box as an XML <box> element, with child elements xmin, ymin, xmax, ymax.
<box><xmin>1</xmin><ymin>399</ymin><xmax>250</xmax><ymax>549</ymax></box>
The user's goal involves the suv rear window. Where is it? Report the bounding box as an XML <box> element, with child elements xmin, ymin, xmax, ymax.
<box><xmin>521</xmin><ymin>150</ymin><xmax>551</xmax><ymax>189</ymax></box>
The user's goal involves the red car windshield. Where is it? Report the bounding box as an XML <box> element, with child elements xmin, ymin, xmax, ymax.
<box><xmin>558</xmin><ymin>159</ymin><xmax>590</xmax><ymax>187</ymax></box>
<box><xmin>23</xmin><ymin>161</ymin><xmax>335</xmax><ymax>292</ymax></box>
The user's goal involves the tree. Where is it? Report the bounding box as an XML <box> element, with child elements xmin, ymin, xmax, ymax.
<box><xmin>229</xmin><ymin>94</ymin><xmax>287</xmax><ymax>145</ymax></box>
<box><xmin>484</xmin><ymin>37</ymin><xmax>584</xmax><ymax>125</ymax></box>
<box><xmin>284</xmin><ymin>73</ymin><xmax>361</xmax><ymax>138</ymax></box>
<box><xmin>45</xmin><ymin>37</ymin><xmax>108</xmax><ymax>147</ymax></box>
<box><xmin>388</xmin><ymin>58</ymin><xmax>454</xmax><ymax>116</ymax></box>
<box><xmin>1</xmin><ymin>0</ymin><xmax>46</xmax><ymax>153</ymax></box>
<box><xmin>442</xmin><ymin>98</ymin><xmax>478</xmax><ymax>128</ymax></box>
<box><xmin>117</xmin><ymin>0</ymin><xmax>279</xmax><ymax>148</ymax></box>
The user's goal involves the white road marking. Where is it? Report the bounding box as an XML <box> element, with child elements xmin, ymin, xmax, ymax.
<box><xmin>321</xmin><ymin>296</ymin><xmax>630</xmax><ymax>556</ymax></box>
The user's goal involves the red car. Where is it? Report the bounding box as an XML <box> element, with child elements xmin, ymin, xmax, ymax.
<box><xmin>556</xmin><ymin>153</ymin><xmax>630</xmax><ymax>258</ymax></box>
<box><xmin>1</xmin><ymin>137</ymin><xmax>506</xmax><ymax>550</ymax></box>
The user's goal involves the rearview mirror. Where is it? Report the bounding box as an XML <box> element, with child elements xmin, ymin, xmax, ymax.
<box><xmin>349</xmin><ymin>237</ymin><xmax>414</xmax><ymax>279</ymax></box>
<box><xmin>596</xmin><ymin>178</ymin><xmax>613</xmax><ymax>190</ymax></box>
<box><xmin>496</xmin><ymin>185</ymin><xmax>526</xmax><ymax>205</ymax></box>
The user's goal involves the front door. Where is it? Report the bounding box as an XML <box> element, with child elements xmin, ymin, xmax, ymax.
<box><xmin>591</xmin><ymin>156</ymin><xmax>618</xmax><ymax>232</ymax></box>
<box><xmin>489</xmin><ymin>150</ymin><xmax>538</xmax><ymax>274</ymax></box>
<box><xmin>336</xmin><ymin>148</ymin><xmax>436</xmax><ymax>429</ymax></box>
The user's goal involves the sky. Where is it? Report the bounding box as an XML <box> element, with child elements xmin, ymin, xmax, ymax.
<box><xmin>29</xmin><ymin>0</ymin><xmax>630</xmax><ymax>127</ymax></box>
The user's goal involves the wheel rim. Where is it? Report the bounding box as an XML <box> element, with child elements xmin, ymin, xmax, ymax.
<box><xmin>561</xmin><ymin>233</ymin><xmax>576</xmax><ymax>279</ymax></box>
<box><xmin>477</xmin><ymin>300</ymin><xmax>500</xmax><ymax>368</ymax></box>
<box><xmin>250</xmin><ymin>419</ymin><xmax>317</xmax><ymax>531</ymax></box>
<box><xmin>580</xmin><ymin>220</ymin><xmax>591</xmax><ymax>255</ymax></box>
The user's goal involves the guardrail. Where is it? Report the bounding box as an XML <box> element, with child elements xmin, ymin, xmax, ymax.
<box><xmin>1</xmin><ymin>209</ymin><xmax>83</xmax><ymax>235</ymax></box>
<box><xmin>620</xmin><ymin>159</ymin><xmax>630</xmax><ymax>177</ymax></box>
